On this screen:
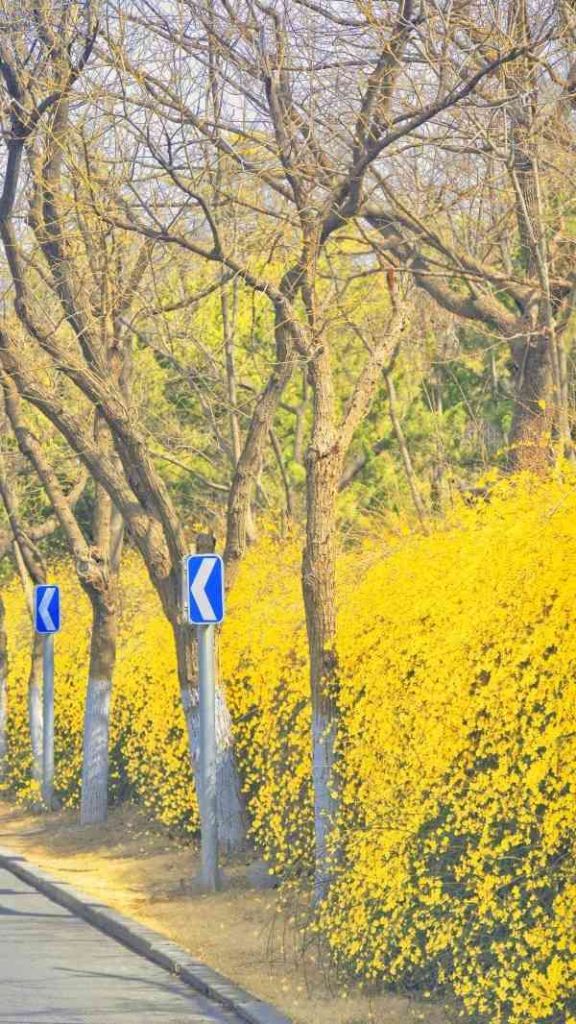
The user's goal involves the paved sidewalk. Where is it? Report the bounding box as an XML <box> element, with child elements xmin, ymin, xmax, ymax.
<box><xmin>0</xmin><ymin>866</ymin><xmax>240</xmax><ymax>1023</ymax></box>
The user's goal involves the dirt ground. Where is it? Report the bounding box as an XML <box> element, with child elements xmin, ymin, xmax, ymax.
<box><xmin>0</xmin><ymin>800</ymin><xmax>451</xmax><ymax>1024</ymax></box>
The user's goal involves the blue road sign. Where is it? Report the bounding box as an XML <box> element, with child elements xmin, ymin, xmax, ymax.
<box><xmin>34</xmin><ymin>585</ymin><xmax>61</xmax><ymax>635</ymax></box>
<box><xmin>185</xmin><ymin>554</ymin><xmax>225</xmax><ymax>625</ymax></box>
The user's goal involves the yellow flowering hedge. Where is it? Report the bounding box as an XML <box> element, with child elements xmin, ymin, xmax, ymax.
<box><xmin>325</xmin><ymin>475</ymin><xmax>576</xmax><ymax>1023</ymax></box>
<box><xmin>2</xmin><ymin>474</ymin><xmax>575</xmax><ymax>1023</ymax></box>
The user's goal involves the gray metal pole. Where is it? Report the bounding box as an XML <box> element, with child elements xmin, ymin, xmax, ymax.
<box><xmin>198</xmin><ymin>623</ymin><xmax>219</xmax><ymax>890</ymax></box>
<box><xmin>42</xmin><ymin>634</ymin><xmax>55</xmax><ymax>810</ymax></box>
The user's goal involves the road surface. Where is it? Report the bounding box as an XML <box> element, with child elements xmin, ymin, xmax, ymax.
<box><xmin>0</xmin><ymin>866</ymin><xmax>240</xmax><ymax>1023</ymax></box>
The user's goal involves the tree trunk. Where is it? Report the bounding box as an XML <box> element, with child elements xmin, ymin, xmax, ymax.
<box><xmin>302</xmin><ymin>365</ymin><xmax>342</xmax><ymax>901</ymax></box>
<box><xmin>224</xmin><ymin>354</ymin><xmax>294</xmax><ymax>588</ymax></box>
<box><xmin>222</xmin><ymin>281</ymin><xmax>242</xmax><ymax>467</ymax></box>
<box><xmin>0</xmin><ymin>593</ymin><xmax>7</xmax><ymax>785</ymax></box>
<box><xmin>224</xmin><ymin>296</ymin><xmax>295</xmax><ymax>590</ymax></box>
<box><xmin>214</xmin><ymin>662</ymin><xmax>246</xmax><ymax>855</ymax></box>
<box><xmin>509</xmin><ymin>333</ymin><xmax>553</xmax><ymax>472</ymax></box>
<box><xmin>429</xmin><ymin>364</ymin><xmax>446</xmax><ymax>513</ymax></box>
<box><xmin>504</xmin><ymin>2</ymin><xmax>556</xmax><ymax>472</ymax></box>
<box><xmin>80</xmin><ymin>595</ymin><xmax>117</xmax><ymax>825</ymax></box>
<box><xmin>172</xmin><ymin>615</ymin><xmax>246</xmax><ymax>854</ymax></box>
<box><xmin>385</xmin><ymin>372</ymin><xmax>427</xmax><ymax>525</ymax></box>
<box><xmin>28</xmin><ymin>632</ymin><xmax>43</xmax><ymax>793</ymax></box>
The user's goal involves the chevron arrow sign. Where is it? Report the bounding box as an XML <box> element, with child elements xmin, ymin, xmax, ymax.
<box><xmin>34</xmin><ymin>585</ymin><xmax>61</xmax><ymax>635</ymax></box>
<box><xmin>185</xmin><ymin>554</ymin><xmax>225</xmax><ymax>625</ymax></box>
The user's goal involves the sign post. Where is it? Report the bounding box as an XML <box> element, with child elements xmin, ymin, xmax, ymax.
<box><xmin>42</xmin><ymin>633</ymin><xmax>55</xmax><ymax>809</ymax></box>
<box><xmin>185</xmin><ymin>550</ymin><xmax>225</xmax><ymax>891</ymax></box>
<box><xmin>33</xmin><ymin>585</ymin><xmax>61</xmax><ymax>809</ymax></box>
<box><xmin>197</xmin><ymin>622</ymin><xmax>217</xmax><ymax>889</ymax></box>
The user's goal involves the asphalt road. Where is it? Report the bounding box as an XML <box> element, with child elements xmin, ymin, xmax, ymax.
<box><xmin>0</xmin><ymin>866</ymin><xmax>241</xmax><ymax>1023</ymax></box>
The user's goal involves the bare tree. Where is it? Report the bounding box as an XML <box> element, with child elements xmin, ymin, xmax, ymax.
<box><xmin>1</xmin><ymin>370</ymin><xmax>123</xmax><ymax>822</ymax></box>
<box><xmin>105</xmin><ymin>0</ymin><xmax>528</xmax><ymax>893</ymax></box>
<box><xmin>0</xmin><ymin>391</ymin><xmax>88</xmax><ymax>800</ymax></box>
<box><xmin>0</xmin><ymin>6</ymin><xmax>248</xmax><ymax>849</ymax></box>
<box><xmin>0</xmin><ymin>0</ymin><xmax>562</xmax><ymax>896</ymax></box>
<box><xmin>363</xmin><ymin>0</ymin><xmax>576</xmax><ymax>472</ymax></box>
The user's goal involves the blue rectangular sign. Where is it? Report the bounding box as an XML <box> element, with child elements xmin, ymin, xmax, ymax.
<box><xmin>185</xmin><ymin>554</ymin><xmax>225</xmax><ymax>625</ymax></box>
<box><xmin>34</xmin><ymin>584</ymin><xmax>61</xmax><ymax>635</ymax></box>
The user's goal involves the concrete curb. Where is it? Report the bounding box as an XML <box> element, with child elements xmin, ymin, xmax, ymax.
<box><xmin>0</xmin><ymin>846</ymin><xmax>292</xmax><ymax>1024</ymax></box>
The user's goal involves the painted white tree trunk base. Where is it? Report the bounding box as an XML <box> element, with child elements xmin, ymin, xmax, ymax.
<box><xmin>80</xmin><ymin>678</ymin><xmax>112</xmax><ymax>825</ymax></box>
<box><xmin>312</xmin><ymin>709</ymin><xmax>338</xmax><ymax>903</ymax></box>
<box><xmin>182</xmin><ymin>684</ymin><xmax>246</xmax><ymax>855</ymax></box>
<box><xmin>215</xmin><ymin>685</ymin><xmax>247</xmax><ymax>854</ymax></box>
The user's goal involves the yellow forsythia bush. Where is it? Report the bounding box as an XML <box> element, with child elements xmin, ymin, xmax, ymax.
<box><xmin>325</xmin><ymin>473</ymin><xmax>576</xmax><ymax>1024</ymax></box>
<box><xmin>2</xmin><ymin>474</ymin><xmax>575</xmax><ymax>1024</ymax></box>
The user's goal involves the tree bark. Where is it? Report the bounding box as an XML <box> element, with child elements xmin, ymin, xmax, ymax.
<box><xmin>509</xmin><ymin>333</ymin><xmax>553</xmax><ymax>472</ymax></box>
<box><xmin>80</xmin><ymin>471</ymin><xmax>124</xmax><ymax>826</ymax></box>
<box><xmin>302</xmin><ymin>357</ymin><xmax>342</xmax><ymax>902</ymax></box>
<box><xmin>213</xmin><ymin>672</ymin><xmax>246</xmax><ymax>854</ymax></box>
<box><xmin>80</xmin><ymin>593</ymin><xmax>117</xmax><ymax>826</ymax></box>
<box><xmin>504</xmin><ymin>0</ymin><xmax>556</xmax><ymax>467</ymax></box>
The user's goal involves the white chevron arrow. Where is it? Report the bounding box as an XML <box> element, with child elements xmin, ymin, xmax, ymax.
<box><xmin>190</xmin><ymin>558</ymin><xmax>217</xmax><ymax>621</ymax></box>
<box><xmin>38</xmin><ymin>587</ymin><xmax>57</xmax><ymax>632</ymax></box>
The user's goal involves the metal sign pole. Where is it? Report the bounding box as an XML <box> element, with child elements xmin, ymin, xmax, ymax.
<box><xmin>42</xmin><ymin>633</ymin><xmax>55</xmax><ymax>809</ymax></box>
<box><xmin>197</xmin><ymin>623</ymin><xmax>218</xmax><ymax>890</ymax></box>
